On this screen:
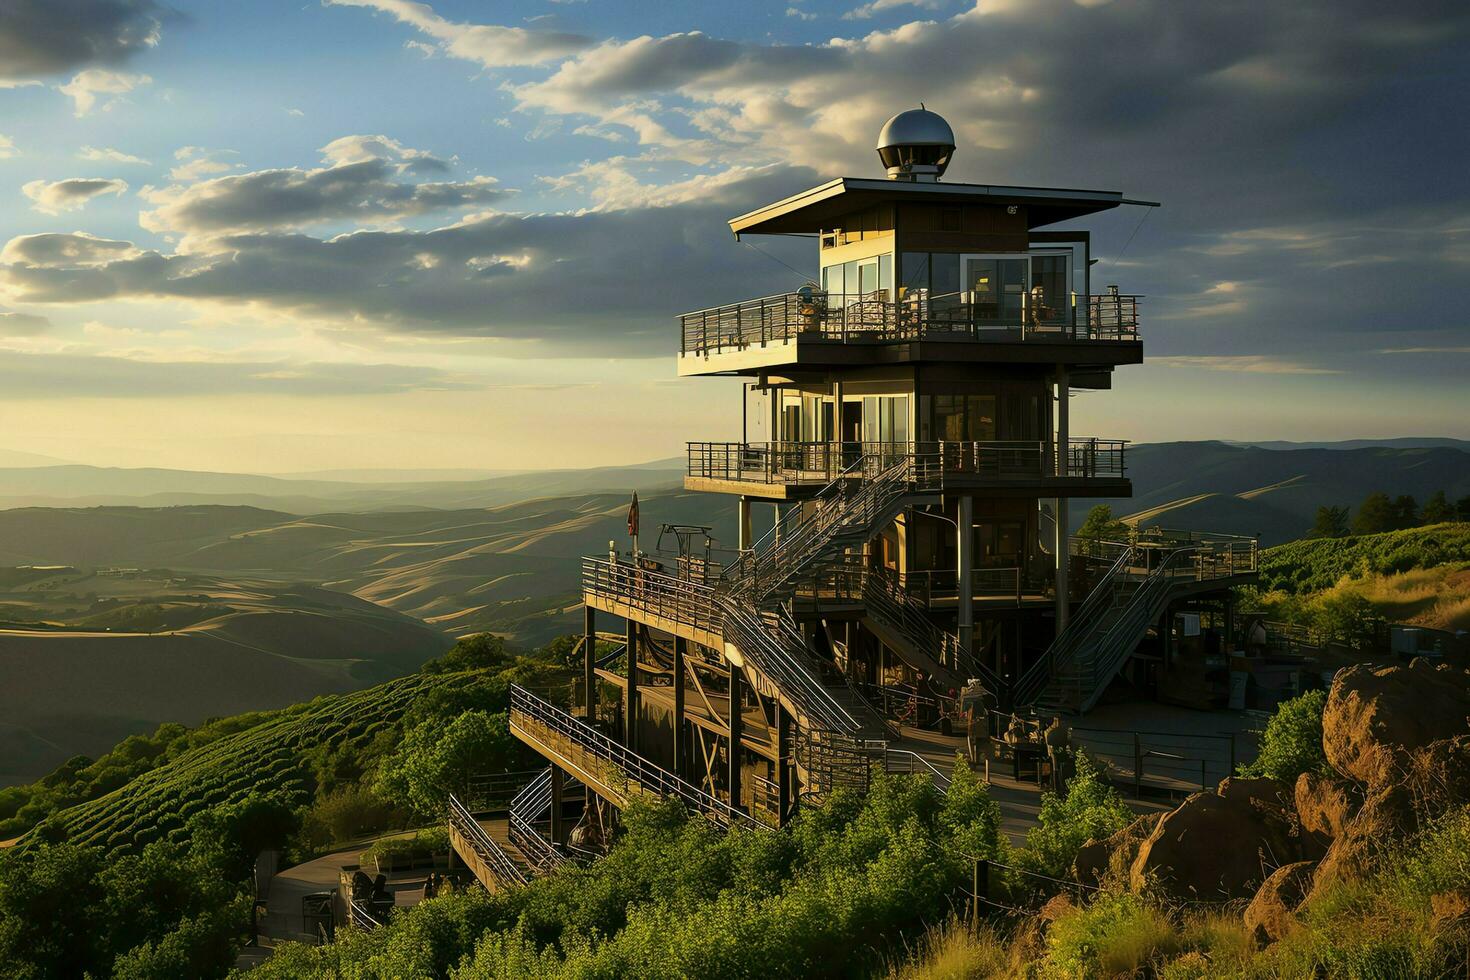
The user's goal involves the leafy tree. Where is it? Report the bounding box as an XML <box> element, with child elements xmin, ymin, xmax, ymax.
<box><xmin>422</xmin><ymin>632</ymin><xmax>514</xmax><ymax>674</ymax></box>
<box><xmin>1310</xmin><ymin>505</ymin><xmax>1351</xmax><ymax>539</ymax></box>
<box><xmin>376</xmin><ymin>710</ymin><xmax>514</xmax><ymax>818</ymax></box>
<box><xmin>1239</xmin><ymin>689</ymin><xmax>1327</xmax><ymax>782</ymax></box>
<box><xmin>1075</xmin><ymin>504</ymin><xmax>1130</xmax><ymax>544</ymax></box>
<box><xmin>1353</xmin><ymin>492</ymin><xmax>1396</xmax><ymax>534</ymax></box>
<box><xmin>1391</xmin><ymin>494</ymin><xmax>1420</xmax><ymax>530</ymax></box>
<box><xmin>1457</xmin><ymin>495</ymin><xmax>1470</xmax><ymax>522</ymax></box>
<box><xmin>1422</xmin><ymin>490</ymin><xmax>1455</xmax><ymax>525</ymax></box>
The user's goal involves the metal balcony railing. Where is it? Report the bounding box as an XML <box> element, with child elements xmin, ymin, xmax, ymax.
<box><xmin>687</xmin><ymin>439</ymin><xmax>1127</xmax><ymax>486</ymax></box>
<box><xmin>680</xmin><ymin>290</ymin><xmax>1140</xmax><ymax>356</ymax></box>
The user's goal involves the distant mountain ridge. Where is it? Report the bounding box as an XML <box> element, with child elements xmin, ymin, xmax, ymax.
<box><xmin>0</xmin><ymin>459</ymin><xmax>687</xmax><ymax>512</ymax></box>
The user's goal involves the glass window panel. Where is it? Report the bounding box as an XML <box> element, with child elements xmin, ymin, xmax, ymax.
<box><xmin>891</xmin><ymin>395</ymin><xmax>909</xmax><ymax>443</ymax></box>
<box><xmin>900</xmin><ymin>252</ymin><xmax>930</xmax><ymax>294</ymax></box>
<box><xmin>931</xmin><ymin>253</ymin><xmax>960</xmax><ymax>298</ymax></box>
<box><xmin>1030</xmin><ymin>254</ymin><xmax>1068</xmax><ymax>324</ymax></box>
<box><xmin>858</xmin><ymin>259</ymin><xmax>877</xmax><ymax>296</ymax></box>
<box><xmin>967</xmin><ymin>395</ymin><xmax>997</xmax><ymax>441</ymax></box>
<box><xmin>863</xmin><ymin>396</ymin><xmax>879</xmax><ymax>442</ymax></box>
<box><xmin>878</xmin><ymin>252</ymin><xmax>892</xmax><ymax>294</ymax></box>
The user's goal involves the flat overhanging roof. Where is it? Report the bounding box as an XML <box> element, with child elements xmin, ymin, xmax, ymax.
<box><xmin>728</xmin><ymin>176</ymin><xmax>1159</xmax><ymax>237</ymax></box>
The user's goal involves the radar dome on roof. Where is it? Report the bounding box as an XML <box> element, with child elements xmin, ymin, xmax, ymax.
<box><xmin>876</xmin><ymin>107</ymin><xmax>955</xmax><ymax>182</ymax></box>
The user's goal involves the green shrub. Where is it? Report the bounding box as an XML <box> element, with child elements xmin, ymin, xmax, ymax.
<box><xmin>1238</xmin><ymin>689</ymin><xmax>1327</xmax><ymax>782</ymax></box>
<box><xmin>1042</xmin><ymin>892</ymin><xmax>1179</xmax><ymax>979</ymax></box>
<box><xmin>360</xmin><ymin>827</ymin><xmax>451</xmax><ymax>866</ymax></box>
<box><xmin>1018</xmin><ymin>752</ymin><xmax>1133</xmax><ymax>882</ymax></box>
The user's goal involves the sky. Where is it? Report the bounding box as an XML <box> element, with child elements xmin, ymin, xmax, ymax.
<box><xmin>0</xmin><ymin>0</ymin><xmax>1466</xmax><ymax>474</ymax></box>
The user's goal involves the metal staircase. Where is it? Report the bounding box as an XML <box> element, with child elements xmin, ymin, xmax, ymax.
<box><xmin>731</xmin><ymin>451</ymin><xmax>939</xmax><ymax>604</ymax></box>
<box><xmin>1017</xmin><ymin>538</ymin><xmax>1252</xmax><ymax>716</ymax></box>
<box><xmin>447</xmin><ymin>793</ymin><xmax>530</xmax><ymax>893</ymax></box>
<box><xmin>860</xmin><ymin>567</ymin><xmax>1003</xmax><ymax>694</ymax></box>
<box><xmin>510</xmin><ymin>685</ymin><xmax>758</xmax><ymax>829</ymax></box>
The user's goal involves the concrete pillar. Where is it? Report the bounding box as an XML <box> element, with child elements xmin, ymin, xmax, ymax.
<box><xmin>550</xmin><ymin>766</ymin><xmax>565</xmax><ymax>844</ymax></box>
<box><xmin>737</xmin><ymin>496</ymin><xmax>753</xmax><ymax>552</ymax></box>
<box><xmin>583</xmin><ymin>605</ymin><xmax>597</xmax><ymax>720</ymax></box>
<box><xmin>673</xmin><ymin>637</ymin><xmax>687</xmax><ymax>779</ymax></box>
<box><xmin>625</xmin><ymin>619</ymin><xmax>639</xmax><ymax>749</ymax></box>
<box><xmin>776</xmin><ymin>702</ymin><xmax>792</xmax><ymax>824</ymax></box>
<box><xmin>957</xmin><ymin>494</ymin><xmax>974</xmax><ymax>657</ymax></box>
<box><xmin>728</xmin><ymin>664</ymin><xmax>744</xmax><ymax>812</ymax></box>
<box><xmin>1055</xmin><ymin>364</ymin><xmax>1071</xmax><ymax>633</ymax></box>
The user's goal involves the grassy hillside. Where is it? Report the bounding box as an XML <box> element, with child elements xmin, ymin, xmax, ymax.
<box><xmin>0</xmin><ymin>571</ymin><xmax>451</xmax><ymax>785</ymax></box>
<box><xmin>1257</xmin><ymin>522</ymin><xmax>1470</xmax><ymax>594</ymax></box>
<box><xmin>34</xmin><ymin>672</ymin><xmax>450</xmax><ymax>853</ymax></box>
<box><xmin>1242</xmin><ymin>523</ymin><xmax>1470</xmax><ymax>643</ymax></box>
<box><xmin>1097</xmin><ymin>442</ymin><xmax>1470</xmax><ymax>544</ymax></box>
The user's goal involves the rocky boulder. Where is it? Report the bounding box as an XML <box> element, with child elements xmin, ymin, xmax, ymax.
<box><xmin>1322</xmin><ymin>660</ymin><xmax>1470</xmax><ymax>787</ymax></box>
<box><xmin>1243</xmin><ymin>860</ymin><xmax>1315</xmax><ymax>946</ymax></box>
<box><xmin>1073</xmin><ymin>812</ymin><xmax>1161</xmax><ymax>890</ymax></box>
<box><xmin>1130</xmin><ymin>778</ymin><xmax>1299</xmax><ymax>902</ymax></box>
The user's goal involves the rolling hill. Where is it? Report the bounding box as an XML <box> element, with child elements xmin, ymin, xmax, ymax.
<box><xmin>1095</xmin><ymin>442</ymin><xmax>1470</xmax><ymax>544</ymax></box>
<box><xmin>0</xmin><ymin>571</ymin><xmax>450</xmax><ymax>785</ymax></box>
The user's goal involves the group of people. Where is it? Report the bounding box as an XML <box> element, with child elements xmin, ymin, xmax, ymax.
<box><xmin>958</xmin><ymin>680</ymin><xmax>1074</xmax><ymax>791</ymax></box>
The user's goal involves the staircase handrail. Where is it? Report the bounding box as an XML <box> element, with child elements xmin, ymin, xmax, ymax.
<box><xmin>884</xmin><ymin>748</ymin><xmax>953</xmax><ymax>792</ymax></box>
<box><xmin>1014</xmin><ymin>544</ymin><xmax>1136</xmax><ymax>705</ymax></box>
<box><xmin>1074</xmin><ymin>546</ymin><xmax>1201</xmax><ymax>712</ymax></box>
<box><xmin>510</xmin><ymin>686</ymin><xmax>759</xmax><ymax>829</ymax></box>
<box><xmin>448</xmin><ymin>792</ymin><xmax>529</xmax><ymax>888</ymax></box>
<box><xmin>862</xmin><ymin>566</ymin><xmax>1003</xmax><ymax>692</ymax></box>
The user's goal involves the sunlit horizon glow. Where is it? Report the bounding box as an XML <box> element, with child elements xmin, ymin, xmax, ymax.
<box><xmin>0</xmin><ymin>0</ymin><xmax>1466</xmax><ymax>472</ymax></box>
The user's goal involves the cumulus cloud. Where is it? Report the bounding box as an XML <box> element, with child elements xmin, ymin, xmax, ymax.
<box><xmin>139</xmin><ymin>136</ymin><xmax>503</xmax><ymax>236</ymax></box>
<box><xmin>0</xmin><ymin>134</ymin><xmax>15</xmax><ymax>158</ymax></box>
<box><xmin>844</xmin><ymin>0</ymin><xmax>941</xmax><ymax>20</ymax></box>
<box><xmin>324</xmin><ymin>0</ymin><xmax>590</xmax><ymax>67</ymax></box>
<box><xmin>169</xmin><ymin>146</ymin><xmax>239</xmax><ymax>181</ymax></box>
<box><xmin>0</xmin><ymin>168</ymin><xmax>812</xmax><ymax>353</ymax></box>
<box><xmin>22</xmin><ymin>177</ymin><xmax>129</xmax><ymax>214</ymax></box>
<box><xmin>79</xmin><ymin>145</ymin><xmax>149</xmax><ymax>164</ymax></box>
<box><xmin>0</xmin><ymin>0</ymin><xmax>167</xmax><ymax>81</ymax></box>
<box><xmin>58</xmin><ymin>68</ymin><xmax>150</xmax><ymax>115</ymax></box>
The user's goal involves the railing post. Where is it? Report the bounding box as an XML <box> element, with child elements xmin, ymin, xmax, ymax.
<box><xmin>1133</xmin><ymin>732</ymin><xmax>1144</xmax><ymax>797</ymax></box>
<box><xmin>972</xmin><ymin>857</ymin><xmax>989</xmax><ymax>926</ymax></box>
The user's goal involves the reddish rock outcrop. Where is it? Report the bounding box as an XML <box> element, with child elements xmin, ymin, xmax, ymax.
<box><xmin>1322</xmin><ymin>660</ymin><xmax>1470</xmax><ymax>787</ymax></box>
<box><xmin>1244</xmin><ymin>860</ymin><xmax>1316</xmax><ymax>946</ymax></box>
<box><xmin>1130</xmin><ymin>778</ymin><xmax>1298</xmax><ymax>902</ymax></box>
<box><xmin>1072</xmin><ymin>812</ymin><xmax>1161</xmax><ymax>890</ymax></box>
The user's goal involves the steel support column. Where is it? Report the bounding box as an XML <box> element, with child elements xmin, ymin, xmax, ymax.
<box><xmin>583</xmin><ymin>605</ymin><xmax>596</xmax><ymax>719</ymax></box>
<box><xmin>673</xmin><ymin>636</ymin><xmax>687</xmax><ymax>780</ymax></box>
<box><xmin>738</xmin><ymin>496</ymin><xmax>753</xmax><ymax>552</ymax></box>
<box><xmin>957</xmin><ymin>494</ymin><xmax>974</xmax><ymax>654</ymax></box>
<box><xmin>776</xmin><ymin>702</ymin><xmax>792</xmax><ymax>824</ymax></box>
<box><xmin>625</xmin><ymin>619</ymin><xmax>639</xmax><ymax>749</ymax></box>
<box><xmin>1055</xmin><ymin>365</ymin><xmax>1071</xmax><ymax>633</ymax></box>
<box><xmin>728</xmin><ymin>663</ymin><xmax>744</xmax><ymax>812</ymax></box>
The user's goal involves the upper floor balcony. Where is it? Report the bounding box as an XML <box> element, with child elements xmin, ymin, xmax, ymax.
<box><xmin>685</xmin><ymin>438</ymin><xmax>1129</xmax><ymax>499</ymax></box>
<box><xmin>677</xmin><ymin>288</ymin><xmax>1142</xmax><ymax>376</ymax></box>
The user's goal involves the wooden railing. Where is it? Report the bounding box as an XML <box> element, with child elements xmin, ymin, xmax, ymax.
<box><xmin>687</xmin><ymin>439</ymin><xmax>1127</xmax><ymax>485</ymax></box>
<box><xmin>680</xmin><ymin>290</ymin><xmax>1141</xmax><ymax>356</ymax></box>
